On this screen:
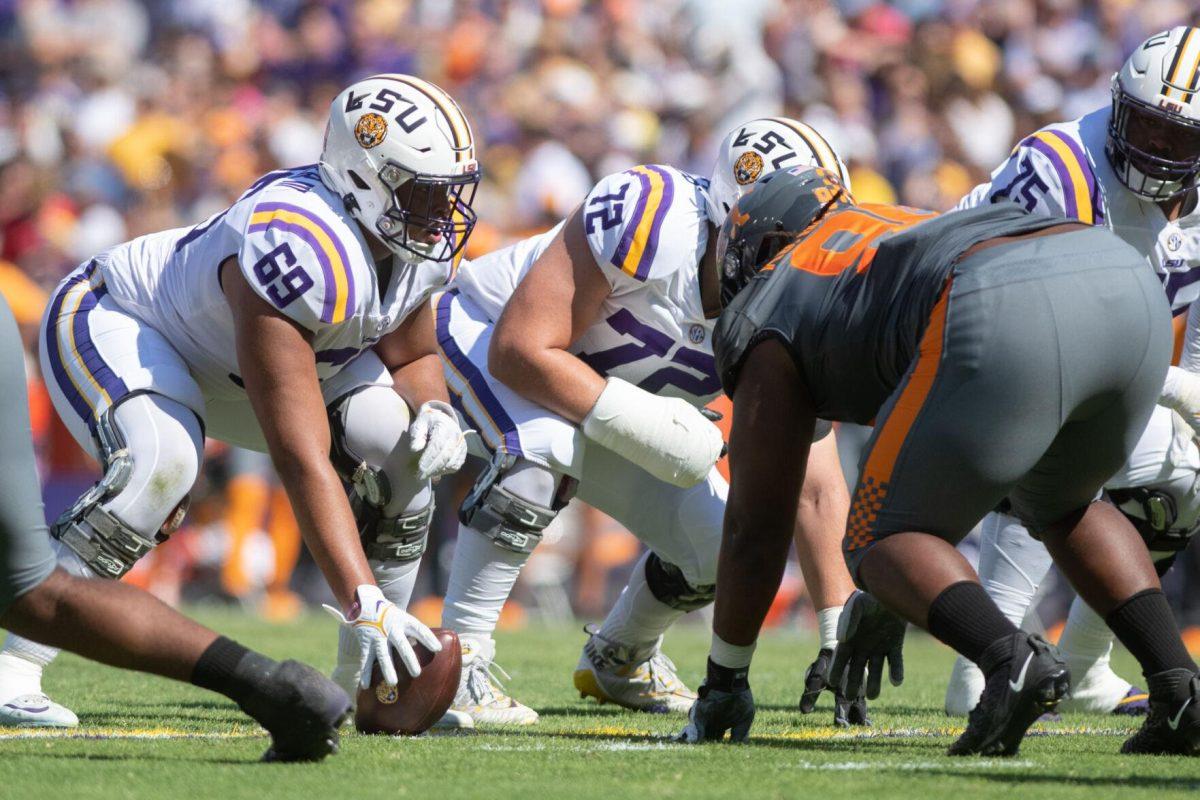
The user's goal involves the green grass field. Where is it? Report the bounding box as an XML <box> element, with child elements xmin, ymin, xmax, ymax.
<box><xmin>2</xmin><ymin>610</ymin><xmax>1199</xmax><ymax>799</ymax></box>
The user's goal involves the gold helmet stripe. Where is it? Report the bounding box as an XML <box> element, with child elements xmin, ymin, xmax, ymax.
<box><xmin>769</xmin><ymin>118</ymin><xmax>842</xmax><ymax>180</ymax></box>
<box><xmin>378</xmin><ymin>74</ymin><xmax>474</xmax><ymax>163</ymax></box>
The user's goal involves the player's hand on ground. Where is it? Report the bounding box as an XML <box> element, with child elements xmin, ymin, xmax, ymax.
<box><xmin>677</xmin><ymin>682</ymin><xmax>756</xmax><ymax>743</ymax></box>
<box><xmin>322</xmin><ymin>584</ymin><xmax>441</xmax><ymax>688</ymax></box>
<box><xmin>409</xmin><ymin>400</ymin><xmax>468</xmax><ymax>480</ymax></box>
<box><xmin>829</xmin><ymin>591</ymin><xmax>906</xmax><ymax>701</ymax></box>
<box><xmin>798</xmin><ymin>648</ymin><xmax>871</xmax><ymax>726</ymax></box>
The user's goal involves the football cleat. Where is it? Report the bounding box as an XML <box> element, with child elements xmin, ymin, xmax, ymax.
<box><xmin>0</xmin><ymin>693</ymin><xmax>79</xmax><ymax>728</ymax></box>
<box><xmin>1121</xmin><ymin>669</ymin><xmax>1200</xmax><ymax>755</ymax></box>
<box><xmin>244</xmin><ymin>660</ymin><xmax>351</xmax><ymax>763</ymax></box>
<box><xmin>1112</xmin><ymin>686</ymin><xmax>1151</xmax><ymax>717</ymax></box>
<box><xmin>948</xmin><ymin>632</ymin><xmax>1070</xmax><ymax>757</ymax></box>
<box><xmin>573</xmin><ymin>626</ymin><xmax>696</xmax><ymax>714</ymax></box>
<box><xmin>449</xmin><ymin>638</ymin><xmax>538</xmax><ymax>727</ymax></box>
<box><xmin>798</xmin><ymin>648</ymin><xmax>870</xmax><ymax>726</ymax></box>
<box><xmin>430</xmin><ymin>708</ymin><xmax>475</xmax><ymax>731</ymax></box>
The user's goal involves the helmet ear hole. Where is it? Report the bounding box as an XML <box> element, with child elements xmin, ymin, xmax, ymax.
<box><xmin>348</xmin><ymin>170</ymin><xmax>371</xmax><ymax>190</ymax></box>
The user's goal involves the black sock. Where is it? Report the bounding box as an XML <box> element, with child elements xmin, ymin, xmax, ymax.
<box><xmin>1105</xmin><ymin>589</ymin><xmax>1197</xmax><ymax>678</ymax></box>
<box><xmin>191</xmin><ymin>636</ymin><xmax>277</xmax><ymax>706</ymax></box>
<box><xmin>927</xmin><ymin>581</ymin><xmax>1020</xmax><ymax>667</ymax></box>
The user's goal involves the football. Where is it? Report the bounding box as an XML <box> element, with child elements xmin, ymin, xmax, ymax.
<box><xmin>354</xmin><ymin>628</ymin><xmax>462</xmax><ymax>736</ymax></box>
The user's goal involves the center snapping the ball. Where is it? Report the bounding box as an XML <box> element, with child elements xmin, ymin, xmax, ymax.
<box><xmin>355</xmin><ymin>628</ymin><xmax>461</xmax><ymax>735</ymax></box>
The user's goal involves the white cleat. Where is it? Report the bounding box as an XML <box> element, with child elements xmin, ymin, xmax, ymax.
<box><xmin>573</xmin><ymin>626</ymin><xmax>696</xmax><ymax>714</ymax></box>
<box><xmin>449</xmin><ymin>638</ymin><xmax>538</xmax><ymax>727</ymax></box>
<box><xmin>0</xmin><ymin>693</ymin><xmax>79</xmax><ymax>728</ymax></box>
<box><xmin>430</xmin><ymin>708</ymin><xmax>475</xmax><ymax>731</ymax></box>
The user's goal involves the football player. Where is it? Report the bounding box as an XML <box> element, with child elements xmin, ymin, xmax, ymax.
<box><xmin>0</xmin><ymin>291</ymin><xmax>349</xmax><ymax>760</ymax></box>
<box><xmin>946</xmin><ymin>26</ymin><xmax>1200</xmax><ymax>718</ymax></box>
<box><xmin>0</xmin><ymin>74</ymin><xmax>472</xmax><ymax>726</ymax></box>
<box><xmin>433</xmin><ymin>119</ymin><xmax>862</xmax><ymax>725</ymax></box>
<box><xmin>680</xmin><ymin>166</ymin><xmax>1200</xmax><ymax>757</ymax></box>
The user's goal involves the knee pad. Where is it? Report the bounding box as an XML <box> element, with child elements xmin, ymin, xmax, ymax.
<box><xmin>330</xmin><ymin>389</ymin><xmax>431</xmax><ymax>563</ymax></box>
<box><xmin>644</xmin><ymin>551</ymin><xmax>714</xmax><ymax>611</ymax></box>
<box><xmin>459</xmin><ymin>452</ymin><xmax>570</xmax><ymax>554</ymax></box>
<box><xmin>53</xmin><ymin>401</ymin><xmax>193</xmax><ymax>579</ymax></box>
<box><xmin>1108</xmin><ymin>485</ymin><xmax>1198</xmax><ymax>553</ymax></box>
<box><xmin>352</xmin><ymin>493</ymin><xmax>433</xmax><ymax>563</ymax></box>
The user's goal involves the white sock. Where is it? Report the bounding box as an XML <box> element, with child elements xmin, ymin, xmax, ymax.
<box><xmin>370</xmin><ymin>559</ymin><xmax>420</xmax><ymax>610</ymax></box>
<box><xmin>442</xmin><ymin>525</ymin><xmax>530</xmax><ymax>640</ymax></box>
<box><xmin>0</xmin><ymin>635</ymin><xmax>57</xmax><ymax>700</ymax></box>
<box><xmin>816</xmin><ymin>606</ymin><xmax>843</xmax><ymax>652</ymax></box>
<box><xmin>710</xmin><ymin>632</ymin><xmax>756</xmax><ymax>669</ymax></box>
<box><xmin>1058</xmin><ymin>595</ymin><xmax>1131</xmax><ymax>712</ymax></box>
<box><xmin>1059</xmin><ymin>595</ymin><xmax>1116</xmax><ymax>670</ymax></box>
<box><xmin>596</xmin><ymin>552</ymin><xmax>685</xmax><ymax>649</ymax></box>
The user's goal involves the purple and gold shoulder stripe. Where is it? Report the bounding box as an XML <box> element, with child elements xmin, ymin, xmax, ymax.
<box><xmin>247</xmin><ymin>202</ymin><xmax>357</xmax><ymax>325</ymax></box>
<box><xmin>1022</xmin><ymin>130</ymin><xmax>1103</xmax><ymax>225</ymax></box>
<box><xmin>612</xmin><ymin>165</ymin><xmax>676</xmax><ymax>282</ymax></box>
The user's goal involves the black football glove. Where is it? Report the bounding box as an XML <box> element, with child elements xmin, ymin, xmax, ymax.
<box><xmin>678</xmin><ymin>660</ymin><xmax>755</xmax><ymax>743</ymax></box>
<box><xmin>828</xmin><ymin>591</ymin><xmax>906</xmax><ymax>701</ymax></box>
<box><xmin>798</xmin><ymin>648</ymin><xmax>870</xmax><ymax>726</ymax></box>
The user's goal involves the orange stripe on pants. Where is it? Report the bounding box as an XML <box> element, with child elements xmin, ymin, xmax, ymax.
<box><xmin>846</xmin><ymin>279</ymin><xmax>953</xmax><ymax>550</ymax></box>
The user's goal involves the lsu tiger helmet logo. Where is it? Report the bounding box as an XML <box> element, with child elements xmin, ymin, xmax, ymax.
<box><xmin>354</xmin><ymin>112</ymin><xmax>388</xmax><ymax>149</ymax></box>
<box><xmin>734</xmin><ymin>151</ymin><xmax>764</xmax><ymax>185</ymax></box>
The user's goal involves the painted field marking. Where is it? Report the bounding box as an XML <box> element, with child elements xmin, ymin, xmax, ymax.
<box><xmin>0</xmin><ymin>727</ymin><xmax>258</xmax><ymax>741</ymax></box>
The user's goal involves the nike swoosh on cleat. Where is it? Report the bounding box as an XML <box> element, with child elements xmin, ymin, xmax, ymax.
<box><xmin>1009</xmin><ymin>652</ymin><xmax>1034</xmax><ymax>693</ymax></box>
<box><xmin>1168</xmin><ymin>697</ymin><xmax>1193</xmax><ymax>731</ymax></box>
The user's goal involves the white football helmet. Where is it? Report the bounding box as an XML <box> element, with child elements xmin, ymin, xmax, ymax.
<box><xmin>707</xmin><ymin>117</ymin><xmax>849</xmax><ymax>225</ymax></box>
<box><xmin>319</xmin><ymin>74</ymin><xmax>481</xmax><ymax>263</ymax></box>
<box><xmin>1107</xmin><ymin>26</ymin><xmax>1200</xmax><ymax>200</ymax></box>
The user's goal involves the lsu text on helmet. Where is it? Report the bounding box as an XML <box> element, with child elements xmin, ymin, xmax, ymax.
<box><xmin>320</xmin><ymin>74</ymin><xmax>481</xmax><ymax>264</ymax></box>
<box><xmin>708</xmin><ymin>117</ymin><xmax>850</xmax><ymax>226</ymax></box>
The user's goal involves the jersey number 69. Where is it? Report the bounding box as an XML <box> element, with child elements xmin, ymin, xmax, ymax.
<box><xmin>251</xmin><ymin>242</ymin><xmax>315</xmax><ymax>310</ymax></box>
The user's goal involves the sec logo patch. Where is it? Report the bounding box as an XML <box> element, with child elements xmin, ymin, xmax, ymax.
<box><xmin>689</xmin><ymin>324</ymin><xmax>706</xmax><ymax>344</ymax></box>
<box><xmin>355</xmin><ymin>113</ymin><xmax>388</xmax><ymax>149</ymax></box>
<box><xmin>734</xmin><ymin>151</ymin><xmax>764</xmax><ymax>185</ymax></box>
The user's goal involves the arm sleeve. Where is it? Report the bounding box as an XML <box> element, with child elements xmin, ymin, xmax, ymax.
<box><xmin>240</xmin><ymin>206</ymin><xmax>351</xmax><ymax>334</ymax></box>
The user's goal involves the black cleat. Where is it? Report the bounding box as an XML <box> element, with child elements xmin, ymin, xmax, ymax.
<box><xmin>948</xmin><ymin>633</ymin><xmax>1069</xmax><ymax>757</ymax></box>
<box><xmin>798</xmin><ymin>648</ymin><xmax>870</xmax><ymax>726</ymax></box>
<box><xmin>241</xmin><ymin>660</ymin><xmax>352</xmax><ymax>763</ymax></box>
<box><xmin>1121</xmin><ymin>669</ymin><xmax>1200</xmax><ymax>756</ymax></box>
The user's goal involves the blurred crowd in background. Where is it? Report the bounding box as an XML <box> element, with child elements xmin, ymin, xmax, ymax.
<box><xmin>1</xmin><ymin>0</ymin><xmax>1199</xmax><ymax>636</ymax></box>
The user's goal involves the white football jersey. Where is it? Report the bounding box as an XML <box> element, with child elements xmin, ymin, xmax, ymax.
<box><xmin>958</xmin><ymin>107</ymin><xmax>1200</xmax><ymax>366</ymax></box>
<box><xmin>95</xmin><ymin>165</ymin><xmax>449</xmax><ymax>400</ymax></box>
<box><xmin>455</xmin><ymin>164</ymin><xmax>722</xmax><ymax>406</ymax></box>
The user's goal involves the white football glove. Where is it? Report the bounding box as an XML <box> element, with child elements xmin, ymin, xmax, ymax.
<box><xmin>322</xmin><ymin>584</ymin><xmax>441</xmax><ymax>688</ymax></box>
<box><xmin>409</xmin><ymin>400</ymin><xmax>468</xmax><ymax>481</ymax></box>
<box><xmin>581</xmin><ymin>377</ymin><xmax>724</xmax><ymax>488</ymax></box>
<box><xmin>1161</xmin><ymin>366</ymin><xmax>1200</xmax><ymax>438</ymax></box>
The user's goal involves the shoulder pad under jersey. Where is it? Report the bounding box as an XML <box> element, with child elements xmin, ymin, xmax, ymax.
<box><xmin>961</xmin><ymin>122</ymin><xmax>1104</xmax><ymax>225</ymax></box>
<box><xmin>581</xmin><ymin>165</ymin><xmax>707</xmax><ymax>289</ymax></box>
<box><xmin>239</xmin><ymin>187</ymin><xmax>368</xmax><ymax>332</ymax></box>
